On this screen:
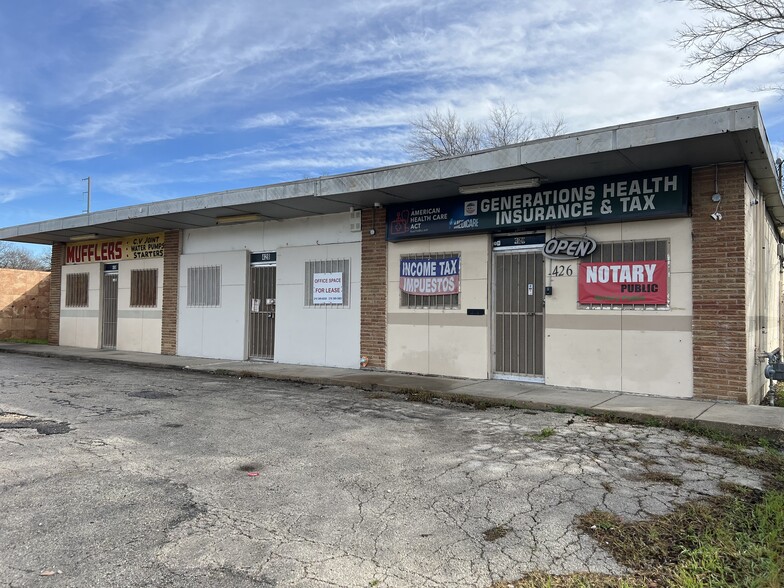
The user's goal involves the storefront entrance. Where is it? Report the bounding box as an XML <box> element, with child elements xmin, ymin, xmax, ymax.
<box><xmin>492</xmin><ymin>245</ymin><xmax>544</xmax><ymax>381</ymax></box>
<box><xmin>101</xmin><ymin>264</ymin><xmax>118</xmax><ymax>350</ymax></box>
<box><xmin>248</xmin><ymin>252</ymin><xmax>276</xmax><ymax>360</ymax></box>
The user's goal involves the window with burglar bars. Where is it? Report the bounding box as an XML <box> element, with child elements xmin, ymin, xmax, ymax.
<box><xmin>187</xmin><ymin>266</ymin><xmax>221</xmax><ymax>307</ymax></box>
<box><xmin>580</xmin><ymin>239</ymin><xmax>669</xmax><ymax>310</ymax></box>
<box><xmin>400</xmin><ymin>252</ymin><xmax>460</xmax><ymax>309</ymax></box>
<box><xmin>130</xmin><ymin>269</ymin><xmax>158</xmax><ymax>307</ymax></box>
<box><xmin>65</xmin><ymin>272</ymin><xmax>89</xmax><ymax>307</ymax></box>
<box><xmin>305</xmin><ymin>259</ymin><xmax>350</xmax><ymax>307</ymax></box>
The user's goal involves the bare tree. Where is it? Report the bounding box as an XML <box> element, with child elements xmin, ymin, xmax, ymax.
<box><xmin>405</xmin><ymin>108</ymin><xmax>484</xmax><ymax>158</ymax></box>
<box><xmin>484</xmin><ymin>102</ymin><xmax>538</xmax><ymax>147</ymax></box>
<box><xmin>539</xmin><ymin>114</ymin><xmax>568</xmax><ymax>138</ymax></box>
<box><xmin>405</xmin><ymin>104</ymin><xmax>568</xmax><ymax>160</ymax></box>
<box><xmin>0</xmin><ymin>242</ymin><xmax>51</xmax><ymax>271</ymax></box>
<box><xmin>672</xmin><ymin>0</ymin><xmax>784</xmax><ymax>86</ymax></box>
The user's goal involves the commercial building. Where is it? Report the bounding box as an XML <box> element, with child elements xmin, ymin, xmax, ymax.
<box><xmin>2</xmin><ymin>103</ymin><xmax>782</xmax><ymax>404</ymax></box>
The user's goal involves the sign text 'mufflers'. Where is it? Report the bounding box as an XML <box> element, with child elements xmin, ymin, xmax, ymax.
<box><xmin>65</xmin><ymin>233</ymin><xmax>165</xmax><ymax>264</ymax></box>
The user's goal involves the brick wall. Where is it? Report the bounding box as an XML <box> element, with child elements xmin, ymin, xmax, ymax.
<box><xmin>161</xmin><ymin>230</ymin><xmax>180</xmax><ymax>355</ymax></box>
<box><xmin>48</xmin><ymin>243</ymin><xmax>63</xmax><ymax>345</ymax></box>
<box><xmin>360</xmin><ymin>208</ymin><xmax>387</xmax><ymax>368</ymax></box>
<box><xmin>0</xmin><ymin>268</ymin><xmax>50</xmax><ymax>340</ymax></box>
<box><xmin>691</xmin><ymin>164</ymin><xmax>747</xmax><ymax>402</ymax></box>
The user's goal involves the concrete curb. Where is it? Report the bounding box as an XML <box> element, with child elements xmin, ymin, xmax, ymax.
<box><xmin>1</xmin><ymin>343</ymin><xmax>782</xmax><ymax>444</ymax></box>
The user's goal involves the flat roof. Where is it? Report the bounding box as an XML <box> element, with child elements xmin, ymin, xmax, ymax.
<box><xmin>3</xmin><ymin>102</ymin><xmax>783</xmax><ymax>244</ymax></box>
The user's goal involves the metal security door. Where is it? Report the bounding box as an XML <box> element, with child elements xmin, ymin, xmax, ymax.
<box><xmin>248</xmin><ymin>262</ymin><xmax>276</xmax><ymax>360</ymax></box>
<box><xmin>101</xmin><ymin>268</ymin><xmax>118</xmax><ymax>349</ymax></box>
<box><xmin>493</xmin><ymin>250</ymin><xmax>544</xmax><ymax>379</ymax></box>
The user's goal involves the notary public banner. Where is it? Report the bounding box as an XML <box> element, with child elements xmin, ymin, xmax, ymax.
<box><xmin>578</xmin><ymin>260</ymin><xmax>668</xmax><ymax>305</ymax></box>
<box><xmin>386</xmin><ymin>167</ymin><xmax>690</xmax><ymax>241</ymax></box>
<box><xmin>399</xmin><ymin>256</ymin><xmax>460</xmax><ymax>296</ymax></box>
<box><xmin>65</xmin><ymin>233</ymin><xmax>165</xmax><ymax>264</ymax></box>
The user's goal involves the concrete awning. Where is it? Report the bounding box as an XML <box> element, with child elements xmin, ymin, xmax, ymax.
<box><xmin>2</xmin><ymin>101</ymin><xmax>783</xmax><ymax>244</ymax></box>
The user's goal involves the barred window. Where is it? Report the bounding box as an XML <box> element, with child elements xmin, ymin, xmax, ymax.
<box><xmin>65</xmin><ymin>273</ymin><xmax>89</xmax><ymax>307</ymax></box>
<box><xmin>130</xmin><ymin>269</ymin><xmax>158</xmax><ymax>307</ymax></box>
<box><xmin>305</xmin><ymin>259</ymin><xmax>350</xmax><ymax>307</ymax></box>
<box><xmin>580</xmin><ymin>239</ymin><xmax>669</xmax><ymax>310</ymax></box>
<box><xmin>400</xmin><ymin>252</ymin><xmax>460</xmax><ymax>309</ymax></box>
<box><xmin>187</xmin><ymin>266</ymin><xmax>221</xmax><ymax>307</ymax></box>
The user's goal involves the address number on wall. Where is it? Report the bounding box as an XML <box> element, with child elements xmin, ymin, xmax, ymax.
<box><xmin>548</xmin><ymin>265</ymin><xmax>574</xmax><ymax>277</ymax></box>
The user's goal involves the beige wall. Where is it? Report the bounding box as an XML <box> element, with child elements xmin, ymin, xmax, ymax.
<box><xmin>387</xmin><ymin>234</ymin><xmax>490</xmax><ymax>379</ymax></box>
<box><xmin>543</xmin><ymin>218</ymin><xmax>694</xmax><ymax>396</ymax></box>
<box><xmin>744</xmin><ymin>169</ymin><xmax>782</xmax><ymax>404</ymax></box>
<box><xmin>60</xmin><ymin>263</ymin><xmax>101</xmax><ymax>348</ymax></box>
<box><xmin>116</xmin><ymin>258</ymin><xmax>164</xmax><ymax>354</ymax></box>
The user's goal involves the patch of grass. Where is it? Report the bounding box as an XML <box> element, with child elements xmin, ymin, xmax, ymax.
<box><xmin>493</xmin><ymin>571</ymin><xmax>651</xmax><ymax>587</ymax></box>
<box><xmin>576</xmin><ymin>485</ymin><xmax>784</xmax><ymax>586</ymax></box>
<box><xmin>532</xmin><ymin>427</ymin><xmax>555</xmax><ymax>441</ymax></box>
<box><xmin>495</xmin><ymin>422</ymin><xmax>784</xmax><ymax>587</ymax></box>
<box><xmin>633</xmin><ymin>471</ymin><xmax>683</xmax><ymax>487</ymax></box>
<box><xmin>0</xmin><ymin>337</ymin><xmax>48</xmax><ymax>345</ymax></box>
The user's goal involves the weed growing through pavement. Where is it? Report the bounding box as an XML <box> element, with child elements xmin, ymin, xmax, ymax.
<box><xmin>494</xmin><ymin>418</ymin><xmax>784</xmax><ymax>587</ymax></box>
<box><xmin>532</xmin><ymin>427</ymin><xmax>555</xmax><ymax>441</ymax></box>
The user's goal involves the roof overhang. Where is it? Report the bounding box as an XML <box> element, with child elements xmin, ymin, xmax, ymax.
<box><xmin>3</xmin><ymin>102</ymin><xmax>783</xmax><ymax>244</ymax></box>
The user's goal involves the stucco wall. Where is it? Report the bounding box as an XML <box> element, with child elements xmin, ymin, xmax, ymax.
<box><xmin>0</xmin><ymin>268</ymin><xmax>50</xmax><ymax>340</ymax></box>
<box><xmin>387</xmin><ymin>234</ymin><xmax>490</xmax><ymax>379</ymax></box>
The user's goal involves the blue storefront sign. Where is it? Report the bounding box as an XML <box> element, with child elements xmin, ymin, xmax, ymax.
<box><xmin>386</xmin><ymin>167</ymin><xmax>691</xmax><ymax>241</ymax></box>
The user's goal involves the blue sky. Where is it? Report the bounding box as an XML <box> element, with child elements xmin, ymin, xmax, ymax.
<box><xmin>2</xmin><ymin>0</ymin><xmax>784</xmax><ymax>254</ymax></box>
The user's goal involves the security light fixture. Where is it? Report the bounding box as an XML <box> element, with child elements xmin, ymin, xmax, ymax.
<box><xmin>69</xmin><ymin>233</ymin><xmax>99</xmax><ymax>242</ymax></box>
<box><xmin>711</xmin><ymin>211</ymin><xmax>723</xmax><ymax>221</ymax></box>
<box><xmin>215</xmin><ymin>213</ymin><xmax>262</xmax><ymax>225</ymax></box>
<box><xmin>458</xmin><ymin>178</ymin><xmax>542</xmax><ymax>195</ymax></box>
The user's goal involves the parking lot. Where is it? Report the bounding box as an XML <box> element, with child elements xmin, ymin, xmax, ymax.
<box><xmin>0</xmin><ymin>354</ymin><xmax>766</xmax><ymax>587</ymax></box>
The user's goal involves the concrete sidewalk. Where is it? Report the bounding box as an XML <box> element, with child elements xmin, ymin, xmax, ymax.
<box><xmin>1</xmin><ymin>342</ymin><xmax>782</xmax><ymax>441</ymax></box>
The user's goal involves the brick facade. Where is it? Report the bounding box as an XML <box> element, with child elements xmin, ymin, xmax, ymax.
<box><xmin>161</xmin><ymin>230</ymin><xmax>180</xmax><ymax>355</ymax></box>
<box><xmin>48</xmin><ymin>243</ymin><xmax>63</xmax><ymax>345</ymax></box>
<box><xmin>0</xmin><ymin>268</ymin><xmax>50</xmax><ymax>340</ymax></box>
<box><xmin>360</xmin><ymin>208</ymin><xmax>387</xmax><ymax>368</ymax></box>
<box><xmin>691</xmin><ymin>164</ymin><xmax>747</xmax><ymax>402</ymax></box>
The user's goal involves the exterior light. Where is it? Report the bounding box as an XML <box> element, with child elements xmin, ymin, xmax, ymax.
<box><xmin>458</xmin><ymin>178</ymin><xmax>542</xmax><ymax>195</ymax></box>
<box><xmin>69</xmin><ymin>233</ymin><xmax>99</xmax><ymax>242</ymax></box>
<box><xmin>215</xmin><ymin>213</ymin><xmax>262</xmax><ymax>225</ymax></box>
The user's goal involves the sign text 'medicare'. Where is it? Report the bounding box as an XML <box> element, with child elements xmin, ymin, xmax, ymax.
<box><xmin>65</xmin><ymin>233</ymin><xmax>165</xmax><ymax>264</ymax></box>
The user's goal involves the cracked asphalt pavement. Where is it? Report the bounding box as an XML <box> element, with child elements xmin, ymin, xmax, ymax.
<box><xmin>0</xmin><ymin>354</ymin><xmax>766</xmax><ymax>587</ymax></box>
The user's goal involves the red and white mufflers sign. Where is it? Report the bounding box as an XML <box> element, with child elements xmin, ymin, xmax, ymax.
<box><xmin>578</xmin><ymin>260</ymin><xmax>667</xmax><ymax>305</ymax></box>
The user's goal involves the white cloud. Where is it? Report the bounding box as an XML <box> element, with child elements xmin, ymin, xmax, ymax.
<box><xmin>0</xmin><ymin>99</ymin><xmax>31</xmax><ymax>158</ymax></box>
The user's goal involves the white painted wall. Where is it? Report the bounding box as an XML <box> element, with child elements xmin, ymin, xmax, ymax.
<box><xmin>177</xmin><ymin>250</ymin><xmax>248</xmax><ymax>360</ymax></box>
<box><xmin>60</xmin><ymin>263</ymin><xmax>101</xmax><ymax>349</ymax></box>
<box><xmin>181</xmin><ymin>214</ymin><xmax>358</xmax><ymax>254</ymax></box>
<box><xmin>116</xmin><ymin>258</ymin><xmax>164</xmax><ymax>354</ymax></box>
<box><xmin>275</xmin><ymin>242</ymin><xmax>361</xmax><ymax>368</ymax></box>
<box><xmin>177</xmin><ymin>212</ymin><xmax>362</xmax><ymax>367</ymax></box>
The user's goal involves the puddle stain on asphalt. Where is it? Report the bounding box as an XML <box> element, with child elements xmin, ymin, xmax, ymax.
<box><xmin>0</xmin><ymin>412</ymin><xmax>71</xmax><ymax>435</ymax></box>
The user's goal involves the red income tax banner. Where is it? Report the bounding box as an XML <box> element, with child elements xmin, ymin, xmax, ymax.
<box><xmin>578</xmin><ymin>260</ymin><xmax>667</xmax><ymax>305</ymax></box>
